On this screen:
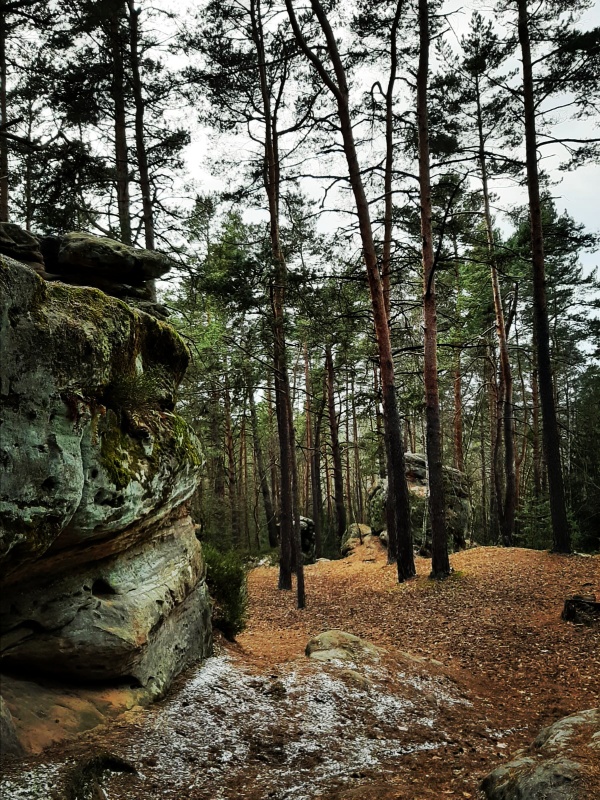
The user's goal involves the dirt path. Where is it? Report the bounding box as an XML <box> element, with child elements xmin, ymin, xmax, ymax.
<box><xmin>1</xmin><ymin>543</ymin><xmax>598</xmax><ymax>799</ymax></box>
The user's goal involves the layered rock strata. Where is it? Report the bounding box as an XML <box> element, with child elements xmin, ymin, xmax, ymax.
<box><xmin>0</xmin><ymin>223</ymin><xmax>171</xmax><ymax>319</ymax></box>
<box><xmin>0</xmin><ymin>255</ymin><xmax>211</xmax><ymax>753</ymax></box>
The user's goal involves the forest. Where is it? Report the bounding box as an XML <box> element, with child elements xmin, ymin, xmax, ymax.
<box><xmin>2</xmin><ymin>0</ymin><xmax>600</xmax><ymax>608</ymax></box>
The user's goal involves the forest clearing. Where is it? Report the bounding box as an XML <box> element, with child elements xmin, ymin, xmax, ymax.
<box><xmin>1</xmin><ymin>543</ymin><xmax>599</xmax><ymax>799</ymax></box>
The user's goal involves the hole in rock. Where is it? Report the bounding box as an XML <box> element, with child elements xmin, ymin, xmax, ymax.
<box><xmin>41</xmin><ymin>476</ymin><xmax>58</xmax><ymax>492</ymax></box>
<box><xmin>90</xmin><ymin>468</ymin><xmax>99</xmax><ymax>479</ymax></box>
<box><xmin>91</xmin><ymin>578</ymin><xmax>117</xmax><ymax>598</ymax></box>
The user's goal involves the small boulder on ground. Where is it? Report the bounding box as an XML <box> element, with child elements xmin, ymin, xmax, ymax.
<box><xmin>305</xmin><ymin>630</ymin><xmax>382</xmax><ymax>663</ymax></box>
<box><xmin>481</xmin><ymin>708</ymin><xmax>600</xmax><ymax>800</ymax></box>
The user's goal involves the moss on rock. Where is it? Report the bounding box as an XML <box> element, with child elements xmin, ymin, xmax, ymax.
<box><xmin>0</xmin><ymin>257</ymin><xmax>202</xmax><ymax>571</ymax></box>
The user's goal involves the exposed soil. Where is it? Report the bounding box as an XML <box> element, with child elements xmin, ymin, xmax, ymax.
<box><xmin>1</xmin><ymin>543</ymin><xmax>599</xmax><ymax>799</ymax></box>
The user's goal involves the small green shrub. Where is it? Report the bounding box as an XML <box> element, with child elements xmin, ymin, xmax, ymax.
<box><xmin>203</xmin><ymin>544</ymin><xmax>248</xmax><ymax>639</ymax></box>
<box><xmin>103</xmin><ymin>367</ymin><xmax>168</xmax><ymax>414</ymax></box>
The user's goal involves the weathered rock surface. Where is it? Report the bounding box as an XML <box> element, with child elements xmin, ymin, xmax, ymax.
<box><xmin>482</xmin><ymin>708</ymin><xmax>600</xmax><ymax>800</ymax></box>
<box><xmin>305</xmin><ymin>630</ymin><xmax>382</xmax><ymax>663</ymax></box>
<box><xmin>0</xmin><ymin>256</ymin><xmax>212</xmax><ymax>753</ymax></box>
<box><xmin>50</xmin><ymin>232</ymin><xmax>172</xmax><ymax>281</ymax></box>
<box><xmin>367</xmin><ymin>453</ymin><xmax>471</xmax><ymax>552</ymax></box>
<box><xmin>0</xmin><ymin>223</ymin><xmax>44</xmax><ymax>271</ymax></box>
<box><xmin>0</xmin><ymin>696</ymin><xmax>22</xmax><ymax>758</ymax></box>
<box><xmin>0</xmin><ymin>255</ymin><xmax>196</xmax><ymax>572</ymax></box>
<box><xmin>0</xmin><ymin>224</ymin><xmax>172</xmax><ymax>319</ymax></box>
<box><xmin>0</xmin><ymin>512</ymin><xmax>211</xmax><ymax>692</ymax></box>
<box><xmin>300</xmin><ymin>516</ymin><xmax>316</xmax><ymax>563</ymax></box>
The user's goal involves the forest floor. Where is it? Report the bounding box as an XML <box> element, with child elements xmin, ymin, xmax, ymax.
<box><xmin>1</xmin><ymin>542</ymin><xmax>599</xmax><ymax>799</ymax></box>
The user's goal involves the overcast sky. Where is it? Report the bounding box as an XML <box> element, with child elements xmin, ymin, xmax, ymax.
<box><xmin>170</xmin><ymin>0</ymin><xmax>599</xmax><ymax>274</ymax></box>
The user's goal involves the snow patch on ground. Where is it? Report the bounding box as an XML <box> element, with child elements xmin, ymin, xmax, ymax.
<box><xmin>0</xmin><ymin>764</ymin><xmax>62</xmax><ymax>800</ymax></box>
<box><xmin>0</xmin><ymin>653</ymin><xmax>471</xmax><ymax>799</ymax></box>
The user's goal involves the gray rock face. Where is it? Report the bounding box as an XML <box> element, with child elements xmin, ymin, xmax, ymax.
<box><xmin>0</xmin><ymin>224</ymin><xmax>172</xmax><ymax>319</ymax></box>
<box><xmin>0</xmin><ymin>513</ymin><xmax>211</xmax><ymax>694</ymax></box>
<box><xmin>0</xmin><ymin>696</ymin><xmax>22</xmax><ymax>758</ymax></box>
<box><xmin>0</xmin><ymin>255</ymin><xmax>197</xmax><ymax>573</ymax></box>
<box><xmin>367</xmin><ymin>453</ymin><xmax>471</xmax><ymax>552</ymax></box>
<box><xmin>0</xmin><ymin>222</ymin><xmax>44</xmax><ymax>271</ymax></box>
<box><xmin>482</xmin><ymin>709</ymin><xmax>600</xmax><ymax>800</ymax></box>
<box><xmin>54</xmin><ymin>232</ymin><xmax>172</xmax><ymax>281</ymax></box>
<box><xmin>0</xmin><ymin>256</ymin><xmax>211</xmax><ymax>713</ymax></box>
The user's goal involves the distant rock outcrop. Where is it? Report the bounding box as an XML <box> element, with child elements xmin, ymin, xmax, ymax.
<box><xmin>367</xmin><ymin>453</ymin><xmax>471</xmax><ymax>553</ymax></box>
<box><xmin>0</xmin><ymin>254</ymin><xmax>211</xmax><ymax>753</ymax></box>
<box><xmin>341</xmin><ymin>523</ymin><xmax>372</xmax><ymax>557</ymax></box>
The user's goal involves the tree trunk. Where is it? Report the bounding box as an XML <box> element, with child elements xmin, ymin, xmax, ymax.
<box><xmin>271</xmin><ymin>320</ymin><xmax>295</xmax><ymax>581</ymax></box>
<box><xmin>326</xmin><ymin>345</ymin><xmax>347</xmax><ymax>545</ymax></box>
<box><xmin>373</xmin><ymin>364</ymin><xmax>386</xmax><ymax>479</ymax></box>
<box><xmin>126</xmin><ymin>2</ymin><xmax>156</xmax><ymax>291</ymax></box>
<box><xmin>475</xmin><ymin>79</ymin><xmax>516</xmax><ymax>546</ymax></box>
<box><xmin>126</xmin><ymin>2</ymin><xmax>154</xmax><ymax>247</ymax></box>
<box><xmin>381</xmin><ymin>1</ymin><xmax>404</xmax><ymax>322</ymax></box>
<box><xmin>249</xmin><ymin>385</ymin><xmax>278</xmax><ymax>548</ymax></box>
<box><xmin>344</xmin><ymin>366</ymin><xmax>353</xmax><ymax>523</ymax></box>
<box><xmin>266</xmin><ymin>378</ymin><xmax>279</xmax><ymax>515</ymax></box>
<box><xmin>108</xmin><ymin>13</ymin><xmax>132</xmax><ymax>245</ymax></box>
<box><xmin>517</xmin><ymin>0</ymin><xmax>570</xmax><ymax>553</ymax></box>
<box><xmin>250</xmin><ymin>0</ymin><xmax>302</xmax><ymax>598</ymax></box>
<box><xmin>303</xmin><ymin>343</ymin><xmax>312</xmax><ymax>515</ymax></box>
<box><xmin>240</xmin><ymin>405</ymin><xmax>250</xmax><ymax>549</ymax></box>
<box><xmin>0</xmin><ymin>7</ymin><xmax>9</xmax><ymax>222</ymax></box>
<box><xmin>480</xmin><ymin>396</ymin><xmax>488</xmax><ymax>541</ymax></box>
<box><xmin>223</xmin><ymin>377</ymin><xmax>239</xmax><ymax>548</ymax></box>
<box><xmin>285</xmin><ymin>0</ymin><xmax>415</xmax><ymax>582</ymax></box>
<box><xmin>453</xmin><ymin>352</ymin><xmax>464</xmax><ymax>472</ymax></box>
<box><xmin>417</xmin><ymin>0</ymin><xmax>449</xmax><ymax>579</ymax></box>
<box><xmin>352</xmin><ymin>372</ymin><xmax>363</xmax><ymax>522</ymax></box>
<box><xmin>312</xmin><ymin>392</ymin><xmax>326</xmax><ymax>559</ymax></box>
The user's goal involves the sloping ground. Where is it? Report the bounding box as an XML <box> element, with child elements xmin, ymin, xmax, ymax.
<box><xmin>0</xmin><ymin>543</ymin><xmax>598</xmax><ymax>799</ymax></box>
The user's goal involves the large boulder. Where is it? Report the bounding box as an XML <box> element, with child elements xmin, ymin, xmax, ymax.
<box><xmin>300</xmin><ymin>516</ymin><xmax>316</xmax><ymax>563</ymax></box>
<box><xmin>482</xmin><ymin>709</ymin><xmax>600</xmax><ymax>800</ymax></box>
<box><xmin>0</xmin><ymin>222</ymin><xmax>44</xmax><ymax>272</ymax></box>
<box><xmin>50</xmin><ymin>231</ymin><xmax>173</xmax><ymax>282</ymax></box>
<box><xmin>0</xmin><ymin>511</ymin><xmax>211</xmax><ymax>693</ymax></box>
<box><xmin>0</xmin><ymin>256</ymin><xmax>211</xmax><ymax>723</ymax></box>
<box><xmin>0</xmin><ymin>255</ymin><xmax>197</xmax><ymax>573</ymax></box>
<box><xmin>0</xmin><ymin>224</ymin><xmax>172</xmax><ymax>319</ymax></box>
<box><xmin>367</xmin><ymin>453</ymin><xmax>471</xmax><ymax>552</ymax></box>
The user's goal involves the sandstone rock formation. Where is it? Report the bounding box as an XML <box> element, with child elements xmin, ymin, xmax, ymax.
<box><xmin>482</xmin><ymin>708</ymin><xmax>600</xmax><ymax>800</ymax></box>
<box><xmin>0</xmin><ymin>223</ymin><xmax>171</xmax><ymax>319</ymax></box>
<box><xmin>367</xmin><ymin>453</ymin><xmax>471</xmax><ymax>552</ymax></box>
<box><xmin>0</xmin><ymin>697</ymin><xmax>22</xmax><ymax>758</ymax></box>
<box><xmin>0</xmin><ymin>255</ymin><xmax>212</xmax><ymax>753</ymax></box>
